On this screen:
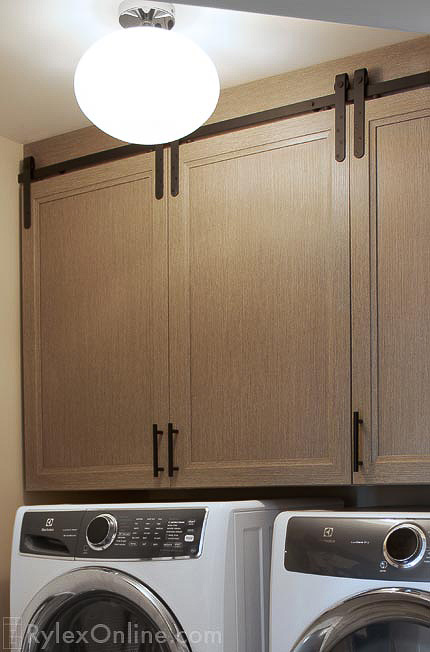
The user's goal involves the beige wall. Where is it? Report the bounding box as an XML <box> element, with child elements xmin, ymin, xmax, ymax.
<box><xmin>0</xmin><ymin>135</ymin><xmax>23</xmax><ymax>635</ymax></box>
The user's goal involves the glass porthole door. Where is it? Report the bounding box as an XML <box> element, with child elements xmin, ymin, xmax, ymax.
<box><xmin>330</xmin><ymin>620</ymin><xmax>430</xmax><ymax>651</ymax></box>
<box><xmin>19</xmin><ymin>568</ymin><xmax>190</xmax><ymax>652</ymax></box>
<box><xmin>292</xmin><ymin>588</ymin><xmax>430</xmax><ymax>652</ymax></box>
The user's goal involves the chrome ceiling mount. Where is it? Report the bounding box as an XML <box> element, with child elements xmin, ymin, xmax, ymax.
<box><xmin>118</xmin><ymin>1</ymin><xmax>175</xmax><ymax>30</ymax></box>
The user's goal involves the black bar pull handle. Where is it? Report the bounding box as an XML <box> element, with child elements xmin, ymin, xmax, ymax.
<box><xmin>152</xmin><ymin>424</ymin><xmax>164</xmax><ymax>477</ymax></box>
<box><xmin>168</xmin><ymin>423</ymin><xmax>179</xmax><ymax>477</ymax></box>
<box><xmin>353</xmin><ymin>411</ymin><xmax>364</xmax><ymax>473</ymax></box>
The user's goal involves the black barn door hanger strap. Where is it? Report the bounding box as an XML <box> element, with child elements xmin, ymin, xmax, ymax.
<box><xmin>334</xmin><ymin>73</ymin><xmax>348</xmax><ymax>163</ymax></box>
<box><xmin>20</xmin><ymin>67</ymin><xmax>430</xmax><ymax>227</ymax></box>
<box><xmin>335</xmin><ymin>69</ymin><xmax>369</xmax><ymax>163</ymax></box>
<box><xmin>170</xmin><ymin>141</ymin><xmax>180</xmax><ymax>198</ymax></box>
<box><xmin>353</xmin><ymin>68</ymin><xmax>368</xmax><ymax>159</ymax></box>
<box><xmin>22</xmin><ymin>156</ymin><xmax>35</xmax><ymax>229</ymax></box>
<box><xmin>155</xmin><ymin>141</ymin><xmax>180</xmax><ymax>200</ymax></box>
<box><xmin>155</xmin><ymin>145</ymin><xmax>164</xmax><ymax>200</ymax></box>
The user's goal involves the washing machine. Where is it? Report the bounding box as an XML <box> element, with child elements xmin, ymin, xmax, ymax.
<box><xmin>11</xmin><ymin>499</ymin><xmax>334</xmax><ymax>652</ymax></box>
<box><xmin>270</xmin><ymin>510</ymin><xmax>430</xmax><ymax>651</ymax></box>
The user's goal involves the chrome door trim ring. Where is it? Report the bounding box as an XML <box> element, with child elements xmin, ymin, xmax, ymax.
<box><xmin>383</xmin><ymin>523</ymin><xmax>427</xmax><ymax>568</ymax></box>
<box><xmin>20</xmin><ymin>566</ymin><xmax>190</xmax><ymax>652</ymax></box>
<box><xmin>292</xmin><ymin>588</ymin><xmax>430</xmax><ymax>652</ymax></box>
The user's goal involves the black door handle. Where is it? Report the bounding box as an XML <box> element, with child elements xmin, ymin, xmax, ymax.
<box><xmin>168</xmin><ymin>423</ymin><xmax>179</xmax><ymax>477</ymax></box>
<box><xmin>152</xmin><ymin>424</ymin><xmax>164</xmax><ymax>477</ymax></box>
<box><xmin>353</xmin><ymin>411</ymin><xmax>364</xmax><ymax>473</ymax></box>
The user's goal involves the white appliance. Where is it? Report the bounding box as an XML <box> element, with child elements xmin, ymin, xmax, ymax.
<box><xmin>270</xmin><ymin>510</ymin><xmax>430</xmax><ymax>651</ymax></box>
<box><xmin>11</xmin><ymin>500</ymin><xmax>334</xmax><ymax>652</ymax></box>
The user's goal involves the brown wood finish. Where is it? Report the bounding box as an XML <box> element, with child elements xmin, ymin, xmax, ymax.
<box><xmin>20</xmin><ymin>36</ymin><xmax>430</xmax><ymax>494</ymax></box>
<box><xmin>168</xmin><ymin>112</ymin><xmax>351</xmax><ymax>487</ymax></box>
<box><xmin>22</xmin><ymin>153</ymin><xmax>170</xmax><ymax>490</ymax></box>
<box><xmin>351</xmin><ymin>88</ymin><xmax>430</xmax><ymax>484</ymax></box>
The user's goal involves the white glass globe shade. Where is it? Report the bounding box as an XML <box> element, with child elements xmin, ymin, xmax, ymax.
<box><xmin>74</xmin><ymin>27</ymin><xmax>220</xmax><ymax>145</ymax></box>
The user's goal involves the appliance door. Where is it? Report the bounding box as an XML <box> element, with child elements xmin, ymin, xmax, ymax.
<box><xmin>292</xmin><ymin>588</ymin><xmax>430</xmax><ymax>651</ymax></box>
<box><xmin>18</xmin><ymin>567</ymin><xmax>190</xmax><ymax>652</ymax></box>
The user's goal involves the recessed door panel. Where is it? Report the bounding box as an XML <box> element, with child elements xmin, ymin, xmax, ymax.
<box><xmin>22</xmin><ymin>155</ymin><xmax>169</xmax><ymax>489</ymax></box>
<box><xmin>351</xmin><ymin>88</ymin><xmax>430</xmax><ymax>483</ymax></box>
<box><xmin>169</xmin><ymin>114</ymin><xmax>351</xmax><ymax>487</ymax></box>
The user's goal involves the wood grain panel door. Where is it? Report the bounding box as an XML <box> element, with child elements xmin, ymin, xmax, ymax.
<box><xmin>168</xmin><ymin>113</ymin><xmax>351</xmax><ymax>487</ymax></box>
<box><xmin>22</xmin><ymin>153</ymin><xmax>169</xmax><ymax>490</ymax></box>
<box><xmin>351</xmin><ymin>89</ymin><xmax>430</xmax><ymax>484</ymax></box>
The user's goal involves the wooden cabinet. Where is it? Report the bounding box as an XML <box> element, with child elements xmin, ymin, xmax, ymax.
<box><xmin>23</xmin><ymin>110</ymin><xmax>352</xmax><ymax>490</ymax></box>
<box><xmin>169</xmin><ymin>113</ymin><xmax>351</xmax><ymax>486</ymax></box>
<box><xmin>351</xmin><ymin>88</ymin><xmax>430</xmax><ymax>484</ymax></box>
<box><xmin>22</xmin><ymin>154</ymin><xmax>170</xmax><ymax>489</ymax></box>
<box><xmin>24</xmin><ymin>90</ymin><xmax>430</xmax><ymax>490</ymax></box>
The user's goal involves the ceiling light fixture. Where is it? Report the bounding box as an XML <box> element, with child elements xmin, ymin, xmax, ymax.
<box><xmin>74</xmin><ymin>1</ymin><xmax>220</xmax><ymax>145</ymax></box>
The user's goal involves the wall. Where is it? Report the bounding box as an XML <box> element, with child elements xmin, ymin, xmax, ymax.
<box><xmin>0</xmin><ymin>135</ymin><xmax>24</xmax><ymax>637</ymax></box>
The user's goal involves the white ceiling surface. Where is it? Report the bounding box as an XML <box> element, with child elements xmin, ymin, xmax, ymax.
<box><xmin>0</xmin><ymin>1</ymin><xmax>421</xmax><ymax>144</ymax></box>
<box><xmin>174</xmin><ymin>0</ymin><xmax>430</xmax><ymax>33</ymax></box>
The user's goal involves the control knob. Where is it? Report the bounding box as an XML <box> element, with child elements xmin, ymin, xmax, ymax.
<box><xmin>383</xmin><ymin>523</ymin><xmax>426</xmax><ymax>569</ymax></box>
<box><xmin>86</xmin><ymin>514</ymin><xmax>118</xmax><ymax>551</ymax></box>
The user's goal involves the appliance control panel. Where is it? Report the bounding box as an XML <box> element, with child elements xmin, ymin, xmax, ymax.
<box><xmin>285</xmin><ymin>517</ymin><xmax>430</xmax><ymax>581</ymax></box>
<box><xmin>20</xmin><ymin>508</ymin><xmax>207</xmax><ymax>560</ymax></box>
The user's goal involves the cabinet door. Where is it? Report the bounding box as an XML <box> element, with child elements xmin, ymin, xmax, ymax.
<box><xmin>351</xmin><ymin>89</ymin><xmax>430</xmax><ymax>483</ymax></box>
<box><xmin>22</xmin><ymin>153</ymin><xmax>169</xmax><ymax>490</ymax></box>
<box><xmin>169</xmin><ymin>113</ymin><xmax>351</xmax><ymax>487</ymax></box>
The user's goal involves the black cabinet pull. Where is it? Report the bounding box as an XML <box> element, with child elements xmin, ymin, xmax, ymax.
<box><xmin>168</xmin><ymin>423</ymin><xmax>179</xmax><ymax>477</ymax></box>
<box><xmin>353</xmin><ymin>411</ymin><xmax>364</xmax><ymax>473</ymax></box>
<box><xmin>152</xmin><ymin>424</ymin><xmax>164</xmax><ymax>477</ymax></box>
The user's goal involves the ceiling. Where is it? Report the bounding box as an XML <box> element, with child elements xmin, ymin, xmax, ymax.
<box><xmin>0</xmin><ymin>1</ymin><xmax>421</xmax><ymax>144</ymax></box>
<box><xmin>173</xmin><ymin>0</ymin><xmax>430</xmax><ymax>33</ymax></box>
